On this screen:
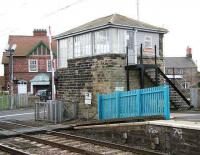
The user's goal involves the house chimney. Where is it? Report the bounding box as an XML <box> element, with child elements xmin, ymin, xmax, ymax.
<box><xmin>186</xmin><ymin>46</ymin><xmax>192</xmax><ymax>58</ymax></box>
<box><xmin>33</xmin><ymin>29</ymin><xmax>47</xmax><ymax>36</ymax></box>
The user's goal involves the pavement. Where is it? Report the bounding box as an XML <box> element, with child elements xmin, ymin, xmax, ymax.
<box><xmin>0</xmin><ymin>108</ymin><xmax>35</xmax><ymax>121</ymax></box>
<box><xmin>148</xmin><ymin>119</ymin><xmax>200</xmax><ymax>130</ymax></box>
<box><xmin>1</xmin><ymin>108</ymin><xmax>200</xmax><ymax>131</ymax></box>
<box><xmin>1</xmin><ymin>108</ymin><xmax>200</xmax><ymax>122</ymax></box>
<box><xmin>171</xmin><ymin>112</ymin><xmax>200</xmax><ymax>122</ymax></box>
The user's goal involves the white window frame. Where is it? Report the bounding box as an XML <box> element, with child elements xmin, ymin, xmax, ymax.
<box><xmin>144</xmin><ymin>36</ymin><xmax>152</xmax><ymax>49</ymax></box>
<box><xmin>28</xmin><ymin>59</ymin><xmax>38</xmax><ymax>72</ymax></box>
<box><xmin>47</xmin><ymin>59</ymin><xmax>52</xmax><ymax>72</ymax></box>
<box><xmin>179</xmin><ymin>68</ymin><xmax>184</xmax><ymax>75</ymax></box>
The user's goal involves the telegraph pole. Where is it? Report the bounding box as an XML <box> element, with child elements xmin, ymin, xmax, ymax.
<box><xmin>5</xmin><ymin>44</ymin><xmax>17</xmax><ymax>109</ymax></box>
<box><xmin>48</xmin><ymin>26</ymin><xmax>55</xmax><ymax>100</ymax></box>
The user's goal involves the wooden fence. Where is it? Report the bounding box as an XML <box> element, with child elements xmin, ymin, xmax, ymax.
<box><xmin>98</xmin><ymin>85</ymin><xmax>170</xmax><ymax>120</ymax></box>
<box><xmin>0</xmin><ymin>94</ymin><xmax>36</xmax><ymax>110</ymax></box>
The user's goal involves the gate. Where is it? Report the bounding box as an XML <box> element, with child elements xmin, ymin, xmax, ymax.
<box><xmin>98</xmin><ymin>85</ymin><xmax>170</xmax><ymax>120</ymax></box>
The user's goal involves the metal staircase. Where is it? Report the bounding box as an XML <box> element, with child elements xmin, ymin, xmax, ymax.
<box><xmin>145</xmin><ymin>67</ymin><xmax>193</xmax><ymax>110</ymax></box>
<box><xmin>125</xmin><ymin>44</ymin><xmax>193</xmax><ymax>110</ymax></box>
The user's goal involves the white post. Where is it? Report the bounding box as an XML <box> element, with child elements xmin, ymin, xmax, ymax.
<box><xmin>31</xmin><ymin>83</ymin><xmax>33</xmax><ymax>94</ymax></box>
<box><xmin>137</xmin><ymin>0</ymin><xmax>140</xmax><ymax>20</ymax></box>
<box><xmin>48</xmin><ymin>26</ymin><xmax>55</xmax><ymax>101</ymax></box>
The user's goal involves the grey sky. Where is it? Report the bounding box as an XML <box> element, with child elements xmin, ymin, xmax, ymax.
<box><xmin>0</xmin><ymin>0</ymin><xmax>199</xmax><ymax>75</ymax></box>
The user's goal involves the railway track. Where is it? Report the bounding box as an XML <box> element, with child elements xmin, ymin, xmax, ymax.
<box><xmin>0</xmin><ymin>120</ymin><xmax>166</xmax><ymax>155</ymax></box>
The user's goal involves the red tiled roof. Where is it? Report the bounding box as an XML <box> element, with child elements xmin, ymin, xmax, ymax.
<box><xmin>2</xmin><ymin>35</ymin><xmax>57</xmax><ymax>64</ymax></box>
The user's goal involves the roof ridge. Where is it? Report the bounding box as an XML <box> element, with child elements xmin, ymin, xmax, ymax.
<box><xmin>109</xmin><ymin>14</ymin><xmax>117</xmax><ymax>24</ymax></box>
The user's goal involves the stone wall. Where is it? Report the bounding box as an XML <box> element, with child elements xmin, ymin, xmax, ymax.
<box><xmin>68</xmin><ymin>124</ymin><xmax>200</xmax><ymax>155</ymax></box>
<box><xmin>57</xmin><ymin>54</ymin><xmax>164</xmax><ymax>119</ymax></box>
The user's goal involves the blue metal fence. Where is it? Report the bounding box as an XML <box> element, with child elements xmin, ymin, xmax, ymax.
<box><xmin>98</xmin><ymin>85</ymin><xmax>170</xmax><ymax>120</ymax></box>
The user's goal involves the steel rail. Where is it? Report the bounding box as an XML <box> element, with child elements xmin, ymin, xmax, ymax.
<box><xmin>0</xmin><ymin>120</ymin><xmax>166</xmax><ymax>155</ymax></box>
<box><xmin>20</xmin><ymin>134</ymin><xmax>102</xmax><ymax>155</ymax></box>
<box><xmin>0</xmin><ymin>125</ymin><xmax>100</xmax><ymax>155</ymax></box>
<box><xmin>49</xmin><ymin>131</ymin><xmax>166</xmax><ymax>155</ymax></box>
<box><xmin>0</xmin><ymin>143</ymin><xmax>30</xmax><ymax>155</ymax></box>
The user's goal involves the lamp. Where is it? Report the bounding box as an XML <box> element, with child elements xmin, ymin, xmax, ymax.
<box><xmin>5</xmin><ymin>44</ymin><xmax>17</xmax><ymax>96</ymax></box>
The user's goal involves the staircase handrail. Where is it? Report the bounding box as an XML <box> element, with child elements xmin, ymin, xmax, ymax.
<box><xmin>172</xmin><ymin>79</ymin><xmax>190</xmax><ymax>97</ymax></box>
<box><xmin>157</xmin><ymin>67</ymin><xmax>192</xmax><ymax>108</ymax></box>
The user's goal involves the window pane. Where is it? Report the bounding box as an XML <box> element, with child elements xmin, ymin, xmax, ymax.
<box><xmin>59</xmin><ymin>39</ymin><xmax>68</xmax><ymax>68</ymax></box>
<box><xmin>118</xmin><ymin>29</ymin><xmax>127</xmax><ymax>53</ymax></box>
<box><xmin>38</xmin><ymin>46</ymin><xmax>42</xmax><ymax>55</ymax></box>
<box><xmin>47</xmin><ymin>49</ymin><xmax>50</xmax><ymax>55</ymax></box>
<box><xmin>144</xmin><ymin>36</ymin><xmax>152</xmax><ymax>48</ymax></box>
<box><xmin>47</xmin><ymin>60</ymin><xmax>52</xmax><ymax>72</ymax></box>
<box><xmin>29</xmin><ymin>59</ymin><xmax>38</xmax><ymax>72</ymax></box>
<box><xmin>127</xmin><ymin>30</ymin><xmax>134</xmax><ymax>50</ymax></box>
<box><xmin>109</xmin><ymin>28</ymin><xmax>118</xmax><ymax>53</ymax></box>
<box><xmin>74</xmin><ymin>33</ymin><xmax>91</xmax><ymax>57</ymax></box>
<box><xmin>94</xmin><ymin>29</ymin><xmax>110</xmax><ymax>54</ymax></box>
<box><xmin>67</xmin><ymin>37</ymin><xmax>73</xmax><ymax>59</ymax></box>
<box><xmin>42</xmin><ymin>45</ymin><xmax>46</xmax><ymax>55</ymax></box>
<box><xmin>74</xmin><ymin>36</ymin><xmax>80</xmax><ymax>57</ymax></box>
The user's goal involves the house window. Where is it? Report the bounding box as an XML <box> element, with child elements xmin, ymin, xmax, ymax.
<box><xmin>179</xmin><ymin>69</ymin><xmax>184</xmax><ymax>75</ymax></box>
<box><xmin>182</xmin><ymin>81</ymin><xmax>190</xmax><ymax>89</ymax></box>
<box><xmin>29</xmin><ymin>59</ymin><xmax>38</xmax><ymax>72</ymax></box>
<box><xmin>47</xmin><ymin>59</ymin><xmax>56</xmax><ymax>72</ymax></box>
<box><xmin>144</xmin><ymin>36</ymin><xmax>152</xmax><ymax>48</ymax></box>
<box><xmin>47</xmin><ymin>60</ymin><xmax>52</xmax><ymax>72</ymax></box>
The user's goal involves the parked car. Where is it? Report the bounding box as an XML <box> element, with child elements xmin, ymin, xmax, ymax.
<box><xmin>35</xmin><ymin>90</ymin><xmax>47</xmax><ymax>101</ymax></box>
<box><xmin>36</xmin><ymin>89</ymin><xmax>52</xmax><ymax>101</ymax></box>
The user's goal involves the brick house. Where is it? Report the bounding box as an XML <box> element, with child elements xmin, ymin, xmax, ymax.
<box><xmin>1</xmin><ymin>29</ymin><xmax>57</xmax><ymax>94</ymax></box>
<box><xmin>165</xmin><ymin>46</ymin><xmax>198</xmax><ymax>89</ymax></box>
<box><xmin>54</xmin><ymin>14</ymin><xmax>168</xmax><ymax>118</ymax></box>
<box><xmin>0</xmin><ymin>76</ymin><xmax>5</xmax><ymax>91</ymax></box>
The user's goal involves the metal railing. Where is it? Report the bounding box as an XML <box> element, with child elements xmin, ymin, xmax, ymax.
<box><xmin>157</xmin><ymin>67</ymin><xmax>192</xmax><ymax>108</ymax></box>
<box><xmin>35</xmin><ymin>100</ymin><xmax>65</xmax><ymax>124</ymax></box>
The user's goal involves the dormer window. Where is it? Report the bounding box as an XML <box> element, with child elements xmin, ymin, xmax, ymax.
<box><xmin>32</xmin><ymin>44</ymin><xmax>50</xmax><ymax>55</ymax></box>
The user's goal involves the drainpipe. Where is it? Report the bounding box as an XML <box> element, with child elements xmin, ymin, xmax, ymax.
<box><xmin>57</xmin><ymin>40</ymin><xmax>59</xmax><ymax>68</ymax></box>
<box><xmin>134</xmin><ymin>29</ymin><xmax>138</xmax><ymax>64</ymax></box>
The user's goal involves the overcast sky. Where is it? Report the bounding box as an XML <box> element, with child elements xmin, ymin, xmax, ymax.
<box><xmin>0</xmin><ymin>0</ymin><xmax>200</xmax><ymax>76</ymax></box>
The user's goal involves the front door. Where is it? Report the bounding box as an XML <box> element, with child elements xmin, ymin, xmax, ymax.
<box><xmin>17</xmin><ymin>80</ymin><xmax>27</xmax><ymax>94</ymax></box>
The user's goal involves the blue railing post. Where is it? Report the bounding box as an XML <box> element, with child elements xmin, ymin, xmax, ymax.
<box><xmin>116</xmin><ymin>91</ymin><xmax>120</xmax><ymax>118</ymax></box>
<box><xmin>164</xmin><ymin>85</ymin><xmax>170</xmax><ymax>120</ymax></box>
<box><xmin>136</xmin><ymin>89</ymin><xmax>141</xmax><ymax>116</ymax></box>
<box><xmin>98</xmin><ymin>94</ymin><xmax>102</xmax><ymax>120</ymax></box>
